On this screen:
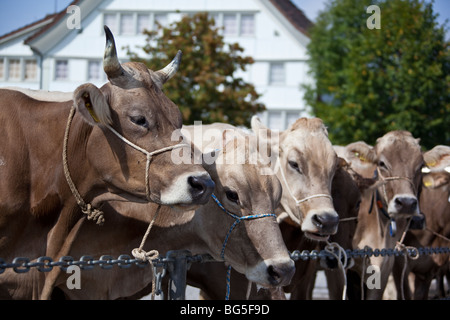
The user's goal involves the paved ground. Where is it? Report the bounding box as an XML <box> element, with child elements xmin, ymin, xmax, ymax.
<box><xmin>143</xmin><ymin>270</ymin><xmax>330</xmax><ymax>300</ymax></box>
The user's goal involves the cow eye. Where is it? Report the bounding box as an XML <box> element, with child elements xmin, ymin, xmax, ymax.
<box><xmin>289</xmin><ymin>161</ymin><xmax>301</xmax><ymax>173</ymax></box>
<box><xmin>378</xmin><ymin>160</ymin><xmax>387</xmax><ymax>169</ymax></box>
<box><xmin>225</xmin><ymin>190</ymin><xmax>239</xmax><ymax>204</ymax></box>
<box><xmin>130</xmin><ymin>115</ymin><xmax>148</xmax><ymax>128</ymax></box>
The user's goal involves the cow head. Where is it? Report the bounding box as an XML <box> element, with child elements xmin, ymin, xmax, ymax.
<box><xmin>252</xmin><ymin>116</ymin><xmax>339</xmax><ymax>241</ymax></box>
<box><xmin>198</xmin><ymin>132</ymin><xmax>294</xmax><ymax>287</ymax></box>
<box><xmin>354</xmin><ymin>131</ymin><xmax>423</xmax><ymax>218</ymax></box>
<box><xmin>71</xmin><ymin>26</ymin><xmax>214</xmax><ymax>207</ymax></box>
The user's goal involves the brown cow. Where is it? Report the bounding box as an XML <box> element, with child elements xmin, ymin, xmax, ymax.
<box><xmin>0</xmin><ymin>26</ymin><xmax>214</xmax><ymax>299</ymax></box>
<box><xmin>252</xmin><ymin>116</ymin><xmax>339</xmax><ymax>240</ymax></box>
<box><xmin>393</xmin><ymin>145</ymin><xmax>450</xmax><ymax>299</ymax></box>
<box><xmin>186</xmin><ymin>117</ymin><xmax>346</xmax><ymax>299</ymax></box>
<box><xmin>349</xmin><ymin>131</ymin><xmax>424</xmax><ymax>299</ymax></box>
<box><xmin>51</xmin><ymin>127</ymin><xmax>294</xmax><ymax>299</ymax></box>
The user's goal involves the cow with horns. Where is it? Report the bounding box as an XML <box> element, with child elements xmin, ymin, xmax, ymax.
<box><xmin>0</xmin><ymin>26</ymin><xmax>214</xmax><ymax>299</ymax></box>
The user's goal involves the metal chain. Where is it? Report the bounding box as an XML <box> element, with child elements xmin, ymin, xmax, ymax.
<box><xmin>1</xmin><ymin>247</ymin><xmax>449</xmax><ymax>274</ymax></box>
<box><xmin>0</xmin><ymin>253</ymin><xmax>212</xmax><ymax>275</ymax></box>
<box><xmin>290</xmin><ymin>246</ymin><xmax>450</xmax><ymax>261</ymax></box>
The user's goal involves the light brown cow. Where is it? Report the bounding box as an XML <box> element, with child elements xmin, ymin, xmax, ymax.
<box><xmin>349</xmin><ymin>131</ymin><xmax>424</xmax><ymax>299</ymax></box>
<box><xmin>186</xmin><ymin>117</ymin><xmax>345</xmax><ymax>299</ymax></box>
<box><xmin>0</xmin><ymin>26</ymin><xmax>214</xmax><ymax>299</ymax></box>
<box><xmin>50</xmin><ymin>127</ymin><xmax>294</xmax><ymax>299</ymax></box>
<box><xmin>252</xmin><ymin>116</ymin><xmax>340</xmax><ymax>240</ymax></box>
<box><xmin>393</xmin><ymin>145</ymin><xmax>450</xmax><ymax>299</ymax></box>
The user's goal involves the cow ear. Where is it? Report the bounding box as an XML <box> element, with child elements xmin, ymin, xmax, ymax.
<box><xmin>251</xmin><ymin>115</ymin><xmax>276</xmax><ymax>152</ymax></box>
<box><xmin>73</xmin><ymin>84</ymin><xmax>112</xmax><ymax>126</ymax></box>
<box><xmin>422</xmin><ymin>173</ymin><xmax>449</xmax><ymax>189</ymax></box>
<box><xmin>337</xmin><ymin>156</ymin><xmax>349</xmax><ymax>169</ymax></box>
<box><xmin>423</xmin><ymin>145</ymin><xmax>450</xmax><ymax>170</ymax></box>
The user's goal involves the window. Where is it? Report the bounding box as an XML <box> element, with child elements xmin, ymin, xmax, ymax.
<box><xmin>286</xmin><ymin>112</ymin><xmax>300</xmax><ymax>128</ymax></box>
<box><xmin>240</xmin><ymin>14</ymin><xmax>255</xmax><ymax>36</ymax></box>
<box><xmin>223</xmin><ymin>14</ymin><xmax>237</xmax><ymax>36</ymax></box>
<box><xmin>8</xmin><ymin>59</ymin><xmax>21</xmax><ymax>80</ymax></box>
<box><xmin>154</xmin><ymin>13</ymin><xmax>167</xmax><ymax>28</ymax></box>
<box><xmin>24</xmin><ymin>60</ymin><xmax>37</xmax><ymax>81</ymax></box>
<box><xmin>137</xmin><ymin>14</ymin><xmax>150</xmax><ymax>34</ymax></box>
<box><xmin>120</xmin><ymin>13</ymin><xmax>134</xmax><ymax>35</ymax></box>
<box><xmin>55</xmin><ymin>60</ymin><xmax>68</xmax><ymax>80</ymax></box>
<box><xmin>268</xmin><ymin>111</ymin><xmax>283</xmax><ymax>131</ymax></box>
<box><xmin>88</xmin><ymin>61</ymin><xmax>102</xmax><ymax>81</ymax></box>
<box><xmin>104</xmin><ymin>13</ymin><xmax>118</xmax><ymax>34</ymax></box>
<box><xmin>269</xmin><ymin>62</ymin><xmax>285</xmax><ymax>85</ymax></box>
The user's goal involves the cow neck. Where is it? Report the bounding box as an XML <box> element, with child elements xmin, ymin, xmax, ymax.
<box><xmin>62</xmin><ymin>106</ymin><xmax>188</xmax><ymax>225</ymax></box>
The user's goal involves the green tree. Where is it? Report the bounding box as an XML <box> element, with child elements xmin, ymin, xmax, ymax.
<box><xmin>304</xmin><ymin>0</ymin><xmax>450</xmax><ymax>149</ymax></box>
<box><xmin>126</xmin><ymin>12</ymin><xmax>265</xmax><ymax>126</ymax></box>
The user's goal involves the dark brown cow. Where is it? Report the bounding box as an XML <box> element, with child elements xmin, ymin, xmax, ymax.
<box><xmin>0</xmin><ymin>26</ymin><xmax>214</xmax><ymax>299</ymax></box>
<box><xmin>349</xmin><ymin>131</ymin><xmax>424</xmax><ymax>299</ymax></box>
<box><xmin>393</xmin><ymin>145</ymin><xmax>450</xmax><ymax>299</ymax></box>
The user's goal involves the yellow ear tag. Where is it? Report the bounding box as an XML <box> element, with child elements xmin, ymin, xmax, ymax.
<box><xmin>426</xmin><ymin>161</ymin><xmax>436</xmax><ymax>167</ymax></box>
<box><xmin>85</xmin><ymin>101</ymin><xmax>100</xmax><ymax>123</ymax></box>
<box><xmin>423</xmin><ymin>180</ymin><xmax>433</xmax><ymax>188</ymax></box>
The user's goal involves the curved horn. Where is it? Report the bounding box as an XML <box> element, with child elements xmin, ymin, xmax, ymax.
<box><xmin>154</xmin><ymin>50</ymin><xmax>182</xmax><ymax>84</ymax></box>
<box><xmin>103</xmin><ymin>25</ymin><xmax>124</xmax><ymax>79</ymax></box>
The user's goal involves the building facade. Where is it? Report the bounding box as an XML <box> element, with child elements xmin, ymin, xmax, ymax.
<box><xmin>0</xmin><ymin>0</ymin><xmax>313</xmax><ymax>130</ymax></box>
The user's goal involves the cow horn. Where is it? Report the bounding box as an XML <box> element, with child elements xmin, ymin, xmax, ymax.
<box><xmin>103</xmin><ymin>25</ymin><xmax>124</xmax><ymax>79</ymax></box>
<box><xmin>155</xmin><ymin>50</ymin><xmax>182</xmax><ymax>84</ymax></box>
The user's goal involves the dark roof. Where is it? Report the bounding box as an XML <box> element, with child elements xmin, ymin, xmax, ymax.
<box><xmin>269</xmin><ymin>0</ymin><xmax>313</xmax><ymax>37</ymax></box>
<box><xmin>24</xmin><ymin>0</ymin><xmax>80</xmax><ymax>44</ymax></box>
<box><xmin>0</xmin><ymin>13</ymin><xmax>57</xmax><ymax>42</ymax></box>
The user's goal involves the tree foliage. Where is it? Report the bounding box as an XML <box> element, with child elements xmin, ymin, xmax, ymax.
<box><xmin>304</xmin><ymin>0</ymin><xmax>450</xmax><ymax>149</ymax></box>
<box><xmin>126</xmin><ymin>12</ymin><xmax>265</xmax><ymax>126</ymax></box>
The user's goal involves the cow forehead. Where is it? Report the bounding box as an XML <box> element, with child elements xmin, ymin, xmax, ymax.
<box><xmin>282</xmin><ymin>128</ymin><xmax>336</xmax><ymax>162</ymax></box>
<box><xmin>376</xmin><ymin>131</ymin><xmax>421</xmax><ymax>158</ymax></box>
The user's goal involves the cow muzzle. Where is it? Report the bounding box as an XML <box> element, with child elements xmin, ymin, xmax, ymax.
<box><xmin>387</xmin><ymin>194</ymin><xmax>419</xmax><ymax>216</ymax></box>
<box><xmin>246</xmin><ymin>257</ymin><xmax>295</xmax><ymax>287</ymax></box>
<box><xmin>302</xmin><ymin>209</ymin><xmax>340</xmax><ymax>241</ymax></box>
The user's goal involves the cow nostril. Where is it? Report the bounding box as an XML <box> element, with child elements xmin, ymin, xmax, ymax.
<box><xmin>188</xmin><ymin>176</ymin><xmax>214</xmax><ymax>200</ymax></box>
<box><xmin>312</xmin><ymin>214</ymin><xmax>323</xmax><ymax>228</ymax></box>
<box><xmin>188</xmin><ymin>176</ymin><xmax>203</xmax><ymax>193</ymax></box>
<box><xmin>267</xmin><ymin>265</ymin><xmax>281</xmax><ymax>285</ymax></box>
<box><xmin>311</xmin><ymin>212</ymin><xmax>339</xmax><ymax>234</ymax></box>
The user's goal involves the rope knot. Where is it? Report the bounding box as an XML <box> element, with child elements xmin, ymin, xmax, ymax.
<box><xmin>395</xmin><ymin>242</ymin><xmax>419</xmax><ymax>260</ymax></box>
<box><xmin>81</xmin><ymin>203</ymin><xmax>105</xmax><ymax>225</ymax></box>
<box><xmin>132</xmin><ymin>248</ymin><xmax>159</xmax><ymax>262</ymax></box>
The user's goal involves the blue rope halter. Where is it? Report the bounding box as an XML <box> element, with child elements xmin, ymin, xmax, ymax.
<box><xmin>210</xmin><ymin>193</ymin><xmax>277</xmax><ymax>299</ymax></box>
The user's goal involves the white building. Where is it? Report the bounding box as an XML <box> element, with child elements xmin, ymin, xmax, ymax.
<box><xmin>0</xmin><ymin>0</ymin><xmax>313</xmax><ymax>130</ymax></box>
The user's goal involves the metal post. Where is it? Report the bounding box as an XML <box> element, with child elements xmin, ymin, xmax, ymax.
<box><xmin>166</xmin><ymin>250</ymin><xmax>191</xmax><ymax>300</ymax></box>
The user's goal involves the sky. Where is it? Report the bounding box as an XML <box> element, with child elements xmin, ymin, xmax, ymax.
<box><xmin>0</xmin><ymin>0</ymin><xmax>448</xmax><ymax>37</ymax></box>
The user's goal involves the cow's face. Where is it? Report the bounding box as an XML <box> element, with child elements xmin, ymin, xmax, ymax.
<box><xmin>253</xmin><ymin>117</ymin><xmax>339</xmax><ymax>241</ymax></box>
<box><xmin>373</xmin><ymin>131</ymin><xmax>423</xmax><ymax>217</ymax></box>
<box><xmin>72</xmin><ymin>26</ymin><xmax>214</xmax><ymax>207</ymax></box>
<box><xmin>200</xmin><ymin>135</ymin><xmax>294</xmax><ymax>287</ymax></box>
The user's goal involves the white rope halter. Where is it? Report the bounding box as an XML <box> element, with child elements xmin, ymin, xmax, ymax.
<box><xmin>63</xmin><ymin>106</ymin><xmax>188</xmax><ymax>224</ymax></box>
